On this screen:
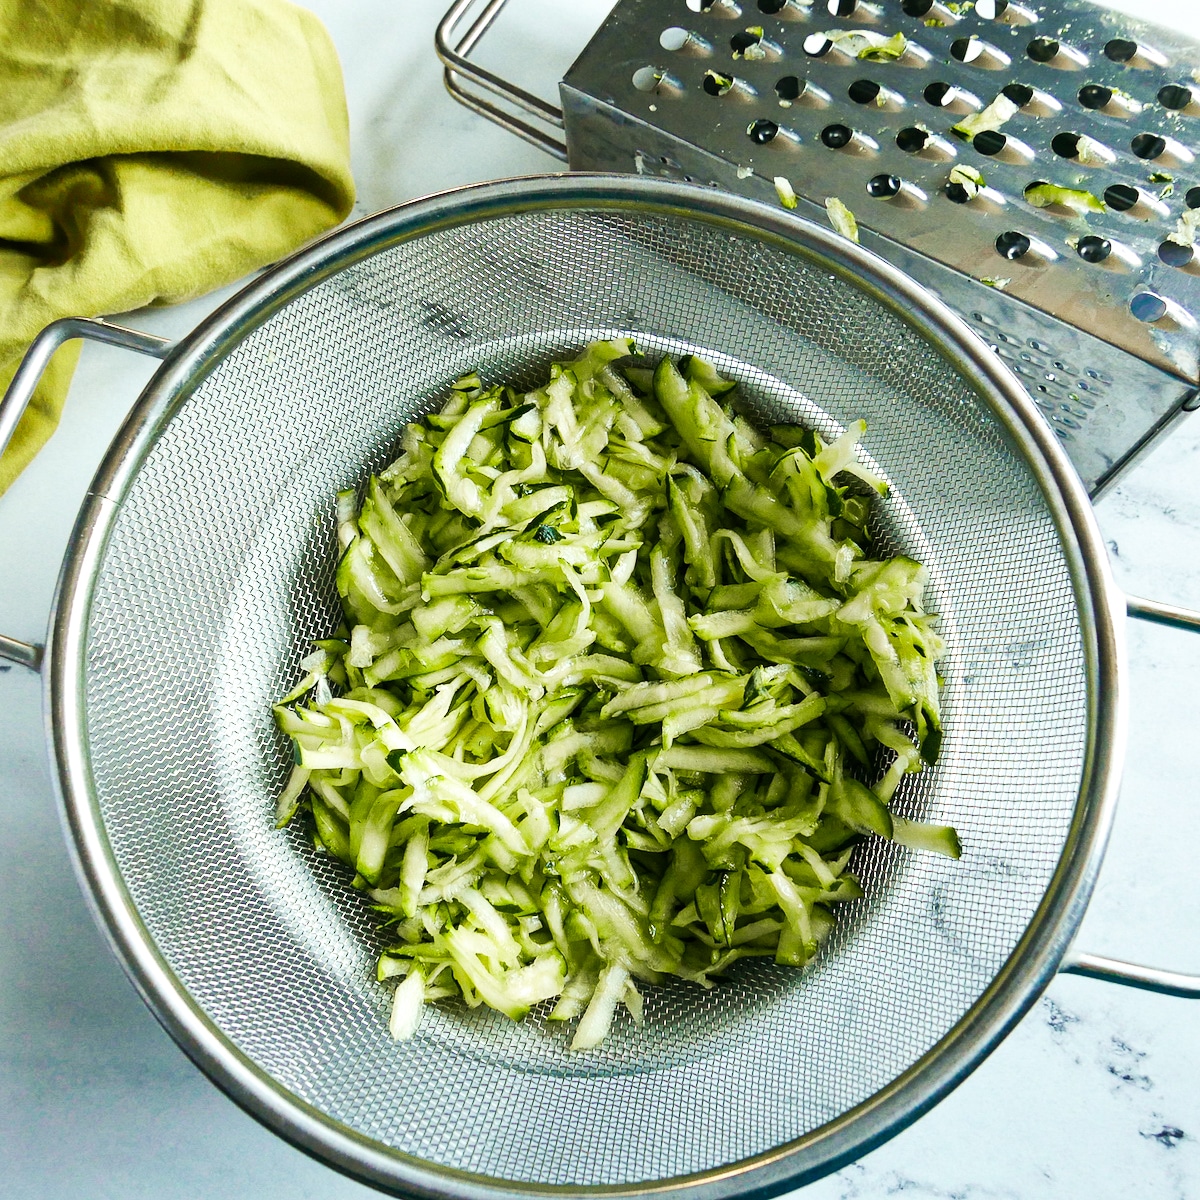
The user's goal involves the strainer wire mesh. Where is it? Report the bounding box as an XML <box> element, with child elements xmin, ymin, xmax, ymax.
<box><xmin>69</xmin><ymin>189</ymin><xmax>1091</xmax><ymax>1191</ymax></box>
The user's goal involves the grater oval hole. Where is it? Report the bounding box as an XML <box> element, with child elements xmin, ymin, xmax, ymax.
<box><xmin>828</xmin><ymin>0</ymin><xmax>858</xmax><ymax>15</ymax></box>
<box><xmin>774</xmin><ymin>75</ymin><xmax>801</xmax><ymax>100</ymax></box>
<box><xmin>687</xmin><ymin>0</ymin><xmax>742</xmax><ymax>15</ymax></box>
<box><xmin>951</xmin><ymin>36</ymin><xmax>1008</xmax><ymax>68</ymax></box>
<box><xmin>1158</xmin><ymin>85</ymin><xmax>1193</xmax><ymax>111</ymax></box>
<box><xmin>1157</xmin><ymin>240</ymin><xmax>1194</xmax><ymax>267</ymax></box>
<box><xmin>923</xmin><ymin>81</ymin><xmax>953</xmax><ymax>107</ymax></box>
<box><xmin>1077</xmin><ymin>84</ymin><xmax>1112</xmax><ymax>110</ymax></box>
<box><xmin>944</xmin><ymin>182</ymin><xmax>972</xmax><ymax>204</ymax></box>
<box><xmin>705</xmin><ymin>69</ymin><xmax>737</xmax><ymax>96</ymax></box>
<box><xmin>1186</xmin><ymin>186</ymin><xmax>1200</xmax><ymax>209</ymax></box>
<box><xmin>995</xmin><ymin>231</ymin><xmax>1030</xmax><ymax>259</ymax></box>
<box><xmin>866</xmin><ymin>173</ymin><xmax>901</xmax><ymax>198</ymax></box>
<box><xmin>731</xmin><ymin>28</ymin><xmax>763</xmax><ymax>55</ymax></box>
<box><xmin>973</xmin><ymin>131</ymin><xmax>1007</xmax><ymax>156</ymax></box>
<box><xmin>1103</xmin><ymin>184</ymin><xmax>1139</xmax><ymax>212</ymax></box>
<box><xmin>1103</xmin><ymin>38</ymin><xmax>1137</xmax><ymax>64</ymax></box>
<box><xmin>900</xmin><ymin>0</ymin><xmax>933</xmax><ymax>13</ymax></box>
<box><xmin>747</xmin><ymin>118</ymin><xmax>781</xmax><ymax>144</ymax></box>
<box><xmin>631</xmin><ymin>66</ymin><xmax>682</xmax><ymax>96</ymax></box>
<box><xmin>1002</xmin><ymin>82</ymin><xmax>1034</xmax><ymax>107</ymax></box>
<box><xmin>1131</xmin><ymin>132</ymin><xmax>1167</xmax><ymax>160</ymax></box>
<box><xmin>896</xmin><ymin>127</ymin><xmax>929</xmax><ymax>152</ymax></box>
<box><xmin>1026</xmin><ymin>37</ymin><xmax>1058</xmax><ymax>63</ymax></box>
<box><xmin>660</xmin><ymin>27</ymin><xmax>711</xmax><ymax>55</ymax></box>
<box><xmin>1075</xmin><ymin>235</ymin><xmax>1111</xmax><ymax>263</ymax></box>
<box><xmin>757</xmin><ymin>0</ymin><xmax>788</xmax><ymax>9</ymax></box>
<box><xmin>803</xmin><ymin>33</ymin><xmax>834</xmax><ymax>57</ymax></box>
<box><xmin>1051</xmin><ymin>132</ymin><xmax>1080</xmax><ymax>158</ymax></box>
<box><xmin>1131</xmin><ymin>292</ymin><xmax>1168</xmax><ymax>322</ymax></box>
<box><xmin>848</xmin><ymin>78</ymin><xmax>881</xmax><ymax>104</ymax></box>
<box><xmin>820</xmin><ymin>124</ymin><xmax>854</xmax><ymax>148</ymax></box>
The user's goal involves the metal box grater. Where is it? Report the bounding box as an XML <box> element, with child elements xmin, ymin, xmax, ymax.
<box><xmin>439</xmin><ymin>0</ymin><xmax>1200</xmax><ymax>494</ymax></box>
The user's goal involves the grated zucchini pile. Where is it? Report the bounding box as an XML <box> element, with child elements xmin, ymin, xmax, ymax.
<box><xmin>274</xmin><ymin>341</ymin><xmax>955</xmax><ymax>1050</ymax></box>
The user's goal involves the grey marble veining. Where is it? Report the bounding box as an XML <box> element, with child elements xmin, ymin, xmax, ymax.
<box><xmin>0</xmin><ymin>2</ymin><xmax>1197</xmax><ymax>1198</ymax></box>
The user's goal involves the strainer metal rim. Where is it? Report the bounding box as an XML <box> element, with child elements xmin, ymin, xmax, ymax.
<box><xmin>44</xmin><ymin>174</ymin><xmax>1125</xmax><ymax>1200</ymax></box>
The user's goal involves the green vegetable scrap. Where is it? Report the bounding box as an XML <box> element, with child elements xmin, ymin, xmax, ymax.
<box><xmin>825</xmin><ymin>196</ymin><xmax>860</xmax><ymax>242</ymax></box>
<box><xmin>821</xmin><ymin>29</ymin><xmax>908</xmax><ymax>61</ymax></box>
<box><xmin>951</xmin><ymin>93</ymin><xmax>1019</xmax><ymax>141</ymax></box>
<box><xmin>774</xmin><ymin>176</ymin><xmax>798</xmax><ymax>210</ymax></box>
<box><xmin>1023</xmin><ymin>182</ymin><xmax>1105</xmax><ymax>214</ymax></box>
<box><xmin>274</xmin><ymin>342</ymin><xmax>954</xmax><ymax>1049</ymax></box>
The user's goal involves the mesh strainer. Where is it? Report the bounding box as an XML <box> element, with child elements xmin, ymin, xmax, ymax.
<box><xmin>2</xmin><ymin>175</ymin><xmax>1198</xmax><ymax>1198</ymax></box>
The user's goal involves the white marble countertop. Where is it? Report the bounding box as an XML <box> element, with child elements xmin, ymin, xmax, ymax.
<box><xmin>1</xmin><ymin>2</ymin><xmax>1198</xmax><ymax>1197</ymax></box>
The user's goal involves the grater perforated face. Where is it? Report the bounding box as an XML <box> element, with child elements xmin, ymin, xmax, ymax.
<box><xmin>560</xmin><ymin>0</ymin><xmax>1200</xmax><ymax>492</ymax></box>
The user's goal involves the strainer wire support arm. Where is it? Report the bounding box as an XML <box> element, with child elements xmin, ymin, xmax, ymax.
<box><xmin>1058</xmin><ymin>590</ymin><xmax>1200</xmax><ymax>1000</ymax></box>
<box><xmin>436</xmin><ymin>0</ymin><xmax>569</xmax><ymax>162</ymax></box>
<box><xmin>0</xmin><ymin>316</ymin><xmax>174</xmax><ymax>671</ymax></box>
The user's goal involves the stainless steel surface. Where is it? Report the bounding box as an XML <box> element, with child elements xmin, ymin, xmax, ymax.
<box><xmin>40</xmin><ymin>175</ymin><xmax>1129</xmax><ymax>1197</ymax></box>
<box><xmin>0</xmin><ymin>317</ymin><xmax>172</xmax><ymax>462</ymax></box>
<box><xmin>436</xmin><ymin>0</ymin><xmax>570</xmax><ymax>159</ymax></box>
<box><xmin>1063</xmin><ymin>950</ymin><xmax>1200</xmax><ymax>997</ymax></box>
<box><xmin>441</xmin><ymin>0</ymin><xmax>1200</xmax><ymax>495</ymax></box>
<box><xmin>1125</xmin><ymin>591</ymin><xmax>1200</xmax><ymax>631</ymax></box>
<box><xmin>0</xmin><ymin>318</ymin><xmax>173</xmax><ymax>667</ymax></box>
<box><xmin>0</xmin><ymin>634</ymin><xmax>42</xmax><ymax>671</ymax></box>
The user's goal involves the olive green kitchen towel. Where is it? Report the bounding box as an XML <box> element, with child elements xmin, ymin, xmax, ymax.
<box><xmin>0</xmin><ymin>0</ymin><xmax>355</xmax><ymax>494</ymax></box>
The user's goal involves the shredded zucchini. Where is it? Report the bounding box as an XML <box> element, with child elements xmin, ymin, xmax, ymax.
<box><xmin>275</xmin><ymin>342</ymin><xmax>952</xmax><ymax>1049</ymax></box>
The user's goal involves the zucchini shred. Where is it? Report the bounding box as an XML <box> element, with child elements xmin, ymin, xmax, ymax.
<box><xmin>274</xmin><ymin>340</ymin><xmax>957</xmax><ymax>1051</ymax></box>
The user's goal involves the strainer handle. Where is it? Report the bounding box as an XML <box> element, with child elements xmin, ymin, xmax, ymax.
<box><xmin>0</xmin><ymin>316</ymin><xmax>174</xmax><ymax>671</ymax></box>
<box><xmin>1058</xmin><ymin>592</ymin><xmax>1200</xmax><ymax>999</ymax></box>
<box><xmin>436</xmin><ymin>0</ymin><xmax>570</xmax><ymax>162</ymax></box>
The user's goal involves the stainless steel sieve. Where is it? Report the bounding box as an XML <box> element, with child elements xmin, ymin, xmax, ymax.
<box><xmin>1</xmin><ymin>175</ymin><xmax>1198</xmax><ymax>1199</ymax></box>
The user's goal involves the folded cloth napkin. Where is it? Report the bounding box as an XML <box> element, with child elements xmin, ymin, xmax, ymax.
<box><xmin>0</xmin><ymin>0</ymin><xmax>355</xmax><ymax>493</ymax></box>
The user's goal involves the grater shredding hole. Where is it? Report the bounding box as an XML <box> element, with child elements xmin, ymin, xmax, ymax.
<box><xmin>757</xmin><ymin>0</ymin><xmax>805</xmax><ymax>13</ymax></box>
<box><xmin>705</xmin><ymin>69</ymin><xmax>738</xmax><ymax>96</ymax></box>
<box><xmin>944</xmin><ymin>182</ymin><xmax>972</xmax><ymax>203</ymax></box>
<box><xmin>803</xmin><ymin>33</ymin><xmax>835</xmax><ymax>57</ymax></box>
<box><xmin>1103</xmin><ymin>183</ymin><xmax>1140</xmax><ymax>211</ymax></box>
<box><xmin>1131</xmin><ymin>132</ymin><xmax>1167</xmax><ymax>160</ymax></box>
<box><xmin>660</xmin><ymin>27</ymin><xmax>712</xmax><ymax>55</ymax></box>
<box><xmin>687</xmin><ymin>0</ymin><xmax>742</xmax><ymax>15</ymax></box>
<box><xmin>950</xmin><ymin>36</ymin><xmax>1009</xmax><ymax>68</ymax></box>
<box><xmin>995</xmin><ymin>231</ymin><xmax>1031</xmax><ymax>259</ymax></box>
<box><xmin>1158</xmin><ymin>84</ymin><xmax>1193</xmax><ymax>111</ymax></box>
<box><xmin>828</xmin><ymin>0</ymin><xmax>857</xmax><ymax>15</ymax></box>
<box><xmin>972</xmin><ymin>130</ymin><xmax>1007</xmax><ymax>156</ymax></box>
<box><xmin>1075</xmin><ymin>235</ymin><xmax>1111</xmax><ymax>263</ymax></box>
<box><xmin>1051</xmin><ymin>132</ymin><xmax>1081</xmax><ymax>158</ymax></box>
<box><xmin>866</xmin><ymin>173</ymin><xmax>901</xmax><ymax>198</ymax></box>
<box><xmin>1077</xmin><ymin>84</ymin><xmax>1111</xmax><ymax>110</ymax></box>
<box><xmin>1187</xmin><ymin>186</ymin><xmax>1200</xmax><ymax>208</ymax></box>
<box><xmin>775</xmin><ymin>75</ymin><xmax>801</xmax><ymax>100</ymax></box>
<box><xmin>1002</xmin><ymin>82</ymin><xmax>1034</xmax><ymax>107</ymax></box>
<box><xmin>896</xmin><ymin>127</ymin><xmax>929</xmax><ymax>152</ymax></box>
<box><xmin>848</xmin><ymin>79</ymin><xmax>880</xmax><ymax>104</ymax></box>
<box><xmin>1103</xmin><ymin>38</ymin><xmax>1137</xmax><ymax>64</ymax></box>
<box><xmin>731</xmin><ymin>28</ymin><xmax>773</xmax><ymax>58</ymax></box>
<box><xmin>901</xmin><ymin>0</ymin><xmax>931</xmax><ymax>10</ymax></box>
<box><xmin>975</xmin><ymin>0</ymin><xmax>1007</xmax><ymax>15</ymax></box>
<box><xmin>820</xmin><ymin>123</ymin><xmax>854</xmax><ymax>148</ymax></box>
<box><xmin>1026</xmin><ymin>37</ymin><xmax>1059</xmax><ymax>63</ymax></box>
<box><xmin>1158</xmin><ymin>240</ymin><xmax>1194</xmax><ymax>267</ymax></box>
<box><xmin>757</xmin><ymin>0</ymin><xmax>787</xmax><ymax>9</ymax></box>
<box><xmin>747</xmin><ymin>118</ymin><xmax>781</xmax><ymax>143</ymax></box>
<box><xmin>920</xmin><ymin>81</ymin><xmax>980</xmax><ymax>115</ymax></box>
<box><xmin>1131</xmin><ymin>292</ymin><xmax>1168</xmax><ymax>322</ymax></box>
<box><xmin>631</xmin><ymin>66</ymin><xmax>682</xmax><ymax>96</ymax></box>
